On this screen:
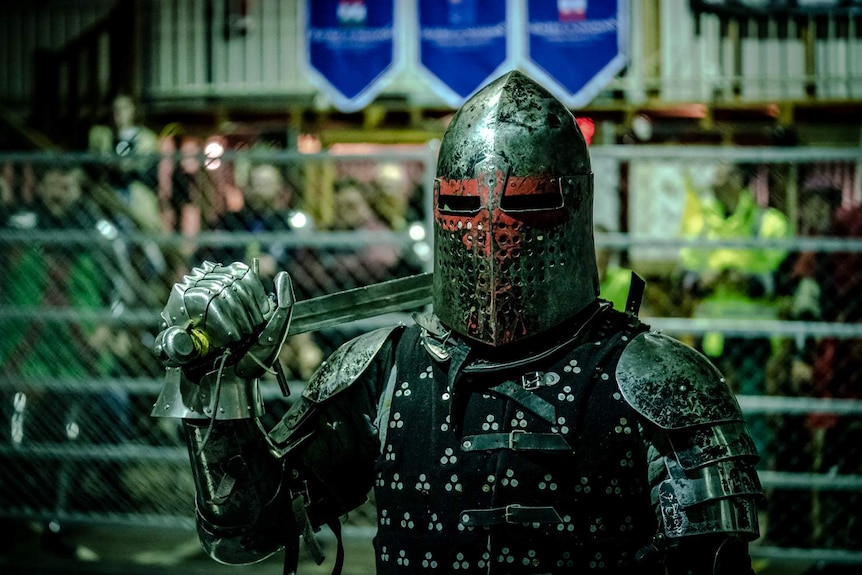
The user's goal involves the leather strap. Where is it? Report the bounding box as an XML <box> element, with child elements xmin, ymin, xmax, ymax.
<box><xmin>460</xmin><ymin>430</ymin><xmax>572</xmax><ymax>452</ymax></box>
<box><xmin>291</xmin><ymin>493</ymin><xmax>325</xmax><ymax>565</ymax></box>
<box><xmin>488</xmin><ymin>380</ymin><xmax>557</xmax><ymax>424</ymax></box>
<box><xmin>626</xmin><ymin>271</ymin><xmax>646</xmax><ymax>316</ymax></box>
<box><xmin>326</xmin><ymin>516</ymin><xmax>345</xmax><ymax>575</ymax></box>
<box><xmin>460</xmin><ymin>504</ymin><xmax>563</xmax><ymax>526</ymax></box>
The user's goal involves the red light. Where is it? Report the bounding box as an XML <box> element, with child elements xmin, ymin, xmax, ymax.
<box><xmin>576</xmin><ymin>117</ymin><xmax>595</xmax><ymax>145</ymax></box>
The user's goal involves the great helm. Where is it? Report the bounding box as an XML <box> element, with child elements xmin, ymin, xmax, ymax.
<box><xmin>432</xmin><ymin>70</ymin><xmax>598</xmax><ymax>346</ymax></box>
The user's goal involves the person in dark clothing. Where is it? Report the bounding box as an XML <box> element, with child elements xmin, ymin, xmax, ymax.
<box><xmin>197</xmin><ymin>163</ymin><xmax>314</xmax><ymax>290</ymax></box>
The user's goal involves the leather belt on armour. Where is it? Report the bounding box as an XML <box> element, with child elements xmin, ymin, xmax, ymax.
<box><xmin>488</xmin><ymin>380</ymin><xmax>556</xmax><ymax>424</ymax></box>
<box><xmin>460</xmin><ymin>430</ymin><xmax>572</xmax><ymax>452</ymax></box>
<box><xmin>460</xmin><ymin>504</ymin><xmax>563</xmax><ymax>526</ymax></box>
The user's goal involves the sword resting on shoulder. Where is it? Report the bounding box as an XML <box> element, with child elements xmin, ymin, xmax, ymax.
<box><xmin>153</xmin><ymin>272</ymin><xmax>433</xmax><ymax>415</ymax></box>
<box><xmin>163</xmin><ymin>271</ymin><xmax>433</xmax><ymax>365</ymax></box>
<box><xmin>288</xmin><ymin>271</ymin><xmax>433</xmax><ymax>336</ymax></box>
<box><xmin>275</xmin><ymin>272</ymin><xmax>432</xmax><ymax>395</ymax></box>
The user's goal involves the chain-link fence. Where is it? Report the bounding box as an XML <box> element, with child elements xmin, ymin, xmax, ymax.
<box><xmin>1</xmin><ymin>146</ymin><xmax>860</xmax><ymax>563</ymax></box>
<box><xmin>0</xmin><ymin>147</ymin><xmax>434</xmax><ymax>533</ymax></box>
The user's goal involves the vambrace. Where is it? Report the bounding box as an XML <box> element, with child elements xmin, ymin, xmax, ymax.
<box><xmin>184</xmin><ymin>418</ymin><xmax>295</xmax><ymax>565</ymax></box>
<box><xmin>650</xmin><ymin>420</ymin><xmax>763</xmax><ymax>575</ymax></box>
<box><xmin>657</xmin><ymin>420</ymin><xmax>762</xmax><ymax>541</ymax></box>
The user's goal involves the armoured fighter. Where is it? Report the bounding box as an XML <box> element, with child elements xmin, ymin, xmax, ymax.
<box><xmin>152</xmin><ymin>71</ymin><xmax>763</xmax><ymax>574</ymax></box>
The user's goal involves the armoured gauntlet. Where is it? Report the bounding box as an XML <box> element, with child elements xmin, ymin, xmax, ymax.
<box><xmin>150</xmin><ymin>262</ymin><xmax>300</xmax><ymax>566</ymax></box>
<box><xmin>152</xmin><ymin>261</ymin><xmax>295</xmax><ymax>420</ymax></box>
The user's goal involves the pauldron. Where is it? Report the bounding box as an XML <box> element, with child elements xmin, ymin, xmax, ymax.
<box><xmin>617</xmin><ymin>331</ymin><xmax>762</xmax><ymax>541</ymax></box>
<box><xmin>267</xmin><ymin>325</ymin><xmax>403</xmax><ymax>456</ymax></box>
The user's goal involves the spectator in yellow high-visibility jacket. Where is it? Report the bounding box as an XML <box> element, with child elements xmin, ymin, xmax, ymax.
<box><xmin>680</xmin><ymin>163</ymin><xmax>789</xmax><ymax>281</ymax></box>
<box><xmin>679</xmin><ymin>162</ymin><xmax>790</xmax><ymax>467</ymax></box>
<box><xmin>680</xmin><ymin>163</ymin><xmax>790</xmax><ymax>356</ymax></box>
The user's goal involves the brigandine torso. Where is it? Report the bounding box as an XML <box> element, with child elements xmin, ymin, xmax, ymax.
<box><xmin>372</xmin><ymin>315</ymin><xmax>658</xmax><ymax>574</ymax></box>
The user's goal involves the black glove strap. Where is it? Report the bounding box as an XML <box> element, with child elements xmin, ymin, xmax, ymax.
<box><xmin>290</xmin><ymin>492</ymin><xmax>325</xmax><ymax>565</ymax></box>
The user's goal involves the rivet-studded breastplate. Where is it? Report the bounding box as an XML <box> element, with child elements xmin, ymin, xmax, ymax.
<box><xmin>373</xmin><ymin>321</ymin><xmax>658</xmax><ymax>574</ymax></box>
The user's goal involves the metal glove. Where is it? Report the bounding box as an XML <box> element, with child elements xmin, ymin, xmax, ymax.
<box><xmin>153</xmin><ymin>260</ymin><xmax>294</xmax><ymax>380</ymax></box>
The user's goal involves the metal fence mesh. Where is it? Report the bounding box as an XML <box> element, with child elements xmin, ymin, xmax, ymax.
<box><xmin>1</xmin><ymin>147</ymin><xmax>860</xmax><ymax>562</ymax></box>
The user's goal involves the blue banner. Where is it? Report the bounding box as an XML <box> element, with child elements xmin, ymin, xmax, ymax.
<box><xmin>305</xmin><ymin>0</ymin><xmax>397</xmax><ymax>112</ymax></box>
<box><xmin>521</xmin><ymin>0</ymin><xmax>627</xmax><ymax>108</ymax></box>
<box><xmin>417</xmin><ymin>0</ymin><xmax>511</xmax><ymax>107</ymax></box>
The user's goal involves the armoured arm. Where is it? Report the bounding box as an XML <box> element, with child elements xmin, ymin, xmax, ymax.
<box><xmin>618</xmin><ymin>331</ymin><xmax>763</xmax><ymax>575</ymax></box>
<box><xmin>243</xmin><ymin>326</ymin><xmax>402</xmax><ymax>571</ymax></box>
<box><xmin>638</xmin><ymin>420</ymin><xmax>761</xmax><ymax>575</ymax></box>
<box><xmin>151</xmin><ymin>262</ymin><xmax>402</xmax><ymax>569</ymax></box>
<box><xmin>150</xmin><ymin>262</ymin><xmax>299</xmax><ymax>566</ymax></box>
<box><xmin>182</xmin><ymin>417</ymin><xmax>293</xmax><ymax>564</ymax></box>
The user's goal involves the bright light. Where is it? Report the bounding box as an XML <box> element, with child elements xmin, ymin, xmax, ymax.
<box><xmin>96</xmin><ymin>219</ymin><xmax>119</xmax><ymax>240</ymax></box>
<box><xmin>408</xmin><ymin>222</ymin><xmax>426</xmax><ymax>241</ymax></box>
<box><xmin>204</xmin><ymin>140</ymin><xmax>224</xmax><ymax>170</ymax></box>
<box><xmin>631</xmin><ymin>114</ymin><xmax>653</xmax><ymax>142</ymax></box>
<box><xmin>289</xmin><ymin>211</ymin><xmax>309</xmax><ymax>229</ymax></box>
<box><xmin>205</xmin><ymin>141</ymin><xmax>224</xmax><ymax>157</ymax></box>
<box><xmin>66</xmin><ymin>421</ymin><xmax>80</xmax><ymax>440</ymax></box>
<box><xmin>413</xmin><ymin>242</ymin><xmax>432</xmax><ymax>262</ymax></box>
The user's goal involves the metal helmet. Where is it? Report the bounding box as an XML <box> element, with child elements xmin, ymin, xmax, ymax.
<box><xmin>432</xmin><ymin>70</ymin><xmax>598</xmax><ymax>346</ymax></box>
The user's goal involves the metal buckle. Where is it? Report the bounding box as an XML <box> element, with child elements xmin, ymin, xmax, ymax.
<box><xmin>288</xmin><ymin>478</ymin><xmax>312</xmax><ymax>506</ymax></box>
<box><xmin>508</xmin><ymin>429</ymin><xmax>526</xmax><ymax>449</ymax></box>
<box><xmin>521</xmin><ymin>371</ymin><xmax>543</xmax><ymax>390</ymax></box>
<box><xmin>503</xmin><ymin>504</ymin><xmax>522</xmax><ymax>523</ymax></box>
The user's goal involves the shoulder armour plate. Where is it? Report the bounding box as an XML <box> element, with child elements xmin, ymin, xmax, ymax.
<box><xmin>616</xmin><ymin>331</ymin><xmax>743</xmax><ymax>430</ymax></box>
<box><xmin>302</xmin><ymin>325</ymin><xmax>403</xmax><ymax>404</ymax></box>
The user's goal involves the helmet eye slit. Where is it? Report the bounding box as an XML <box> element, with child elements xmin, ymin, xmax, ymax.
<box><xmin>437</xmin><ymin>193</ymin><xmax>481</xmax><ymax>214</ymax></box>
<box><xmin>500</xmin><ymin>192</ymin><xmax>564</xmax><ymax>212</ymax></box>
<box><xmin>500</xmin><ymin>177</ymin><xmax>565</xmax><ymax>213</ymax></box>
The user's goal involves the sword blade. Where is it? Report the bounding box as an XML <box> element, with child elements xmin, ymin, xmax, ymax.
<box><xmin>287</xmin><ymin>272</ymin><xmax>433</xmax><ymax>335</ymax></box>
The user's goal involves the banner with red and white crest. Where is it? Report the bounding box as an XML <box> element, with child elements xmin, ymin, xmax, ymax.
<box><xmin>303</xmin><ymin>0</ymin><xmax>400</xmax><ymax>112</ymax></box>
<box><xmin>520</xmin><ymin>0</ymin><xmax>628</xmax><ymax>108</ymax></box>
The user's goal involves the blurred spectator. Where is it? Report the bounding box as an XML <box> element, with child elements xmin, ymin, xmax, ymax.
<box><xmin>157</xmin><ymin>129</ymin><xmax>192</xmax><ymax>232</ymax></box>
<box><xmin>373</xmin><ymin>161</ymin><xmax>414</xmax><ymax>230</ymax></box>
<box><xmin>0</xmin><ymin>164</ymin><xmax>132</xmax><ymax>556</ymax></box>
<box><xmin>198</xmin><ymin>163</ymin><xmax>315</xmax><ymax>289</ymax></box>
<box><xmin>159</xmin><ymin>135</ymin><xmax>212</xmax><ymax>272</ymax></box>
<box><xmin>765</xmin><ymin>179</ymin><xmax>845</xmax><ymax>547</ymax></box>
<box><xmin>679</xmin><ymin>162</ymin><xmax>790</xmax><ymax>464</ymax></box>
<box><xmin>88</xmin><ymin>93</ymin><xmax>162</xmax><ymax>233</ymax></box>
<box><xmin>371</xmin><ymin>162</ymin><xmax>430</xmax><ymax>276</ymax></box>
<box><xmin>0</xmin><ymin>170</ymin><xmax>12</xmax><ymax>222</ymax></box>
<box><xmin>321</xmin><ymin>177</ymin><xmax>402</xmax><ymax>290</ymax></box>
<box><xmin>164</xmin><ymin>136</ymin><xmax>240</xmax><ymax>252</ymax></box>
<box><xmin>1</xmin><ymin>165</ymin><xmax>130</xmax><ymax>376</ymax></box>
<box><xmin>88</xmin><ymin>94</ymin><xmax>170</xmax><ymax>304</ymax></box>
<box><xmin>198</xmin><ymin>162</ymin><xmax>322</xmax><ymax>382</ymax></box>
<box><xmin>775</xmin><ymin>179</ymin><xmax>862</xmax><ymax>550</ymax></box>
